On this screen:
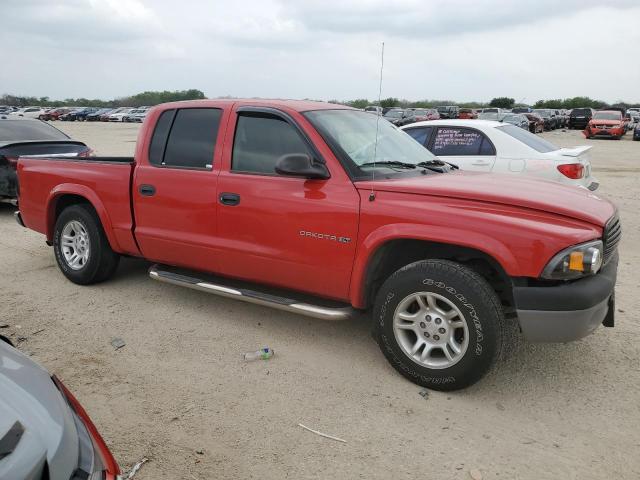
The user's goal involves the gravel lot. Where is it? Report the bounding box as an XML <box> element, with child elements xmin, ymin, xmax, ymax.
<box><xmin>1</xmin><ymin>122</ymin><xmax>639</xmax><ymax>479</ymax></box>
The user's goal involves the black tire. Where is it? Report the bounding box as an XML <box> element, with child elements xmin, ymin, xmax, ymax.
<box><xmin>373</xmin><ymin>260</ymin><xmax>503</xmax><ymax>391</ymax></box>
<box><xmin>53</xmin><ymin>204</ymin><xmax>120</xmax><ymax>285</ymax></box>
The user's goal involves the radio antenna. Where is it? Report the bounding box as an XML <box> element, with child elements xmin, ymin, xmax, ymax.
<box><xmin>370</xmin><ymin>41</ymin><xmax>384</xmax><ymax>202</ymax></box>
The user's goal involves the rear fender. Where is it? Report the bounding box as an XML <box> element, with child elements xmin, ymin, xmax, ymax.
<box><xmin>46</xmin><ymin>184</ymin><xmax>121</xmax><ymax>252</ymax></box>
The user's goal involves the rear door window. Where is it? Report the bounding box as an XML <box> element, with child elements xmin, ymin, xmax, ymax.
<box><xmin>149</xmin><ymin>108</ymin><xmax>222</xmax><ymax>169</ymax></box>
<box><xmin>431</xmin><ymin>127</ymin><xmax>495</xmax><ymax>155</ymax></box>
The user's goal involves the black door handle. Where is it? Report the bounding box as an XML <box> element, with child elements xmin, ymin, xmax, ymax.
<box><xmin>139</xmin><ymin>184</ymin><xmax>156</xmax><ymax>196</ymax></box>
<box><xmin>219</xmin><ymin>192</ymin><xmax>240</xmax><ymax>206</ymax></box>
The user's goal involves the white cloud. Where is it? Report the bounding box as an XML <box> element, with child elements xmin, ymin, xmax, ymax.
<box><xmin>0</xmin><ymin>0</ymin><xmax>638</xmax><ymax>103</ymax></box>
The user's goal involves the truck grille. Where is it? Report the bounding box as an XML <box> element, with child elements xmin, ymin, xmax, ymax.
<box><xmin>603</xmin><ymin>215</ymin><xmax>621</xmax><ymax>263</ymax></box>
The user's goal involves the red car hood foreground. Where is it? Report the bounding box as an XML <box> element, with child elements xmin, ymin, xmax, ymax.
<box><xmin>357</xmin><ymin>171</ymin><xmax>615</xmax><ymax>227</ymax></box>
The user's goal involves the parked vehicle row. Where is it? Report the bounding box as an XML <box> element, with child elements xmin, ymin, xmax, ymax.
<box><xmin>0</xmin><ymin>105</ymin><xmax>152</xmax><ymax>123</ymax></box>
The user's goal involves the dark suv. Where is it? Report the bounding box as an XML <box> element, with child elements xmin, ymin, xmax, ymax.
<box><xmin>569</xmin><ymin>108</ymin><xmax>594</xmax><ymax>130</ymax></box>
<box><xmin>436</xmin><ymin>105</ymin><xmax>460</xmax><ymax>119</ymax></box>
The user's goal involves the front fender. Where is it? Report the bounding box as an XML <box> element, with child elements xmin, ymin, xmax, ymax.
<box><xmin>46</xmin><ymin>184</ymin><xmax>121</xmax><ymax>252</ymax></box>
<box><xmin>348</xmin><ymin>223</ymin><xmax>519</xmax><ymax>308</ymax></box>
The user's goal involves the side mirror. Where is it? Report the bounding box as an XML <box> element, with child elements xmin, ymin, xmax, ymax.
<box><xmin>275</xmin><ymin>153</ymin><xmax>330</xmax><ymax>180</ymax></box>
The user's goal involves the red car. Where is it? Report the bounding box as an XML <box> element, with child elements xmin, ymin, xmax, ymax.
<box><xmin>15</xmin><ymin>99</ymin><xmax>619</xmax><ymax>391</ymax></box>
<box><xmin>458</xmin><ymin>108</ymin><xmax>477</xmax><ymax>119</ymax></box>
<box><xmin>38</xmin><ymin>107</ymin><xmax>72</xmax><ymax>121</ymax></box>
<box><xmin>584</xmin><ymin>110</ymin><xmax>626</xmax><ymax>139</ymax></box>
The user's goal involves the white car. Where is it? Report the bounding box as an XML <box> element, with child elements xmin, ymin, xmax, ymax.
<box><xmin>400</xmin><ymin>119</ymin><xmax>598</xmax><ymax>190</ymax></box>
<box><xmin>9</xmin><ymin>107</ymin><xmax>45</xmax><ymax>119</ymax></box>
<box><xmin>108</xmin><ymin>107</ymin><xmax>134</xmax><ymax>122</ymax></box>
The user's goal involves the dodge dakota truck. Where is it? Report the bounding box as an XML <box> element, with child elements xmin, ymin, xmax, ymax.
<box><xmin>15</xmin><ymin>99</ymin><xmax>620</xmax><ymax>390</ymax></box>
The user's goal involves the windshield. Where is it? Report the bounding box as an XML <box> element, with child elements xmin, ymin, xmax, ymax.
<box><xmin>412</xmin><ymin>110</ymin><xmax>427</xmax><ymax>116</ymax></box>
<box><xmin>496</xmin><ymin>124</ymin><xmax>559</xmax><ymax>153</ymax></box>
<box><xmin>384</xmin><ymin>110</ymin><xmax>404</xmax><ymax>118</ymax></box>
<box><xmin>593</xmin><ymin>111</ymin><xmax>621</xmax><ymax>120</ymax></box>
<box><xmin>0</xmin><ymin>119</ymin><xmax>69</xmax><ymax>141</ymax></box>
<box><xmin>305</xmin><ymin>110</ymin><xmax>438</xmax><ymax>174</ymax></box>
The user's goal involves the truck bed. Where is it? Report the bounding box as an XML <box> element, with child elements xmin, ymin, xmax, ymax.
<box><xmin>17</xmin><ymin>156</ymin><xmax>140</xmax><ymax>256</ymax></box>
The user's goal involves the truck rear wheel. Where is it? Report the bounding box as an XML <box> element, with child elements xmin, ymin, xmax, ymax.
<box><xmin>53</xmin><ymin>204</ymin><xmax>120</xmax><ymax>285</ymax></box>
<box><xmin>373</xmin><ymin>260</ymin><xmax>503</xmax><ymax>391</ymax></box>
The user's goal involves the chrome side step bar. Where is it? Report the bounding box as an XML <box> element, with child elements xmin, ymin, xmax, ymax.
<box><xmin>148</xmin><ymin>264</ymin><xmax>354</xmax><ymax>321</ymax></box>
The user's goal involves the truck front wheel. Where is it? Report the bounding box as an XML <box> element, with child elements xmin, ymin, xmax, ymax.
<box><xmin>53</xmin><ymin>204</ymin><xmax>120</xmax><ymax>285</ymax></box>
<box><xmin>373</xmin><ymin>260</ymin><xmax>504</xmax><ymax>391</ymax></box>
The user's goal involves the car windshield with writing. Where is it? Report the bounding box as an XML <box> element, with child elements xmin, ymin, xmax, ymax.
<box><xmin>305</xmin><ymin>110</ymin><xmax>440</xmax><ymax>177</ymax></box>
<box><xmin>593</xmin><ymin>112</ymin><xmax>622</xmax><ymax>121</ymax></box>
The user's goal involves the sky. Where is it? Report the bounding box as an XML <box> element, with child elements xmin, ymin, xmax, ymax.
<box><xmin>1</xmin><ymin>0</ymin><xmax>639</xmax><ymax>104</ymax></box>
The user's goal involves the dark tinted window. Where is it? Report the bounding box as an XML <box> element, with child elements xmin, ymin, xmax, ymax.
<box><xmin>232</xmin><ymin>114</ymin><xmax>311</xmax><ymax>175</ymax></box>
<box><xmin>571</xmin><ymin>109</ymin><xmax>591</xmax><ymax>116</ymax></box>
<box><xmin>148</xmin><ymin>109</ymin><xmax>175</xmax><ymax>166</ymax></box>
<box><xmin>404</xmin><ymin>127</ymin><xmax>432</xmax><ymax>146</ymax></box>
<box><xmin>162</xmin><ymin>108</ymin><xmax>222</xmax><ymax>169</ymax></box>
<box><xmin>432</xmin><ymin>128</ymin><xmax>494</xmax><ymax>156</ymax></box>
<box><xmin>0</xmin><ymin>119</ymin><xmax>69</xmax><ymax>142</ymax></box>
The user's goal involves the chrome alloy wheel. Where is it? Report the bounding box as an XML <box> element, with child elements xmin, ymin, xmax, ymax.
<box><xmin>60</xmin><ymin>220</ymin><xmax>90</xmax><ymax>270</ymax></box>
<box><xmin>393</xmin><ymin>292</ymin><xmax>469</xmax><ymax>369</ymax></box>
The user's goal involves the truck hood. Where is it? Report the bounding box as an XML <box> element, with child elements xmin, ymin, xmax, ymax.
<box><xmin>357</xmin><ymin>171</ymin><xmax>615</xmax><ymax>227</ymax></box>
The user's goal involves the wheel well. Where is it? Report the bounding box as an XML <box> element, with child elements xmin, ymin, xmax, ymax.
<box><xmin>362</xmin><ymin>239</ymin><xmax>514</xmax><ymax>312</ymax></box>
<box><xmin>50</xmin><ymin>194</ymin><xmax>92</xmax><ymax>235</ymax></box>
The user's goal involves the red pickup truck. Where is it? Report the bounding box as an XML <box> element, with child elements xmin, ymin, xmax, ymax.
<box><xmin>15</xmin><ymin>99</ymin><xmax>620</xmax><ymax>390</ymax></box>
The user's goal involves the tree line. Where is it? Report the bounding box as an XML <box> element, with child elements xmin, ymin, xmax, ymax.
<box><xmin>0</xmin><ymin>89</ymin><xmax>206</xmax><ymax>107</ymax></box>
<box><xmin>334</xmin><ymin>96</ymin><xmax>638</xmax><ymax>110</ymax></box>
<box><xmin>2</xmin><ymin>90</ymin><xmax>637</xmax><ymax>110</ymax></box>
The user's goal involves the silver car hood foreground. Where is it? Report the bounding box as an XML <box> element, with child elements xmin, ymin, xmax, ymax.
<box><xmin>0</xmin><ymin>341</ymin><xmax>78</xmax><ymax>480</ymax></box>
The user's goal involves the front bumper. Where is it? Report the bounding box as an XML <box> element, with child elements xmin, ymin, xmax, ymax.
<box><xmin>588</xmin><ymin>127</ymin><xmax>624</xmax><ymax>137</ymax></box>
<box><xmin>513</xmin><ymin>254</ymin><xmax>617</xmax><ymax>342</ymax></box>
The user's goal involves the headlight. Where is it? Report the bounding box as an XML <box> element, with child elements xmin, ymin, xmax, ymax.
<box><xmin>541</xmin><ymin>240</ymin><xmax>603</xmax><ymax>280</ymax></box>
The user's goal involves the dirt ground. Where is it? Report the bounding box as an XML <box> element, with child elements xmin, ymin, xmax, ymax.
<box><xmin>1</xmin><ymin>122</ymin><xmax>639</xmax><ymax>480</ymax></box>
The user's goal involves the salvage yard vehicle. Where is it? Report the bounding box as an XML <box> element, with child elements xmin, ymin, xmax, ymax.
<box><xmin>401</xmin><ymin>119</ymin><xmax>599</xmax><ymax>190</ymax></box>
<box><xmin>1</xmin><ymin>117</ymin><xmax>91</xmax><ymax>200</ymax></box>
<box><xmin>532</xmin><ymin>109</ymin><xmax>558</xmax><ymax>130</ymax></box>
<box><xmin>86</xmin><ymin>108</ymin><xmax>113</xmax><ymax>121</ymax></box>
<box><xmin>525</xmin><ymin>113</ymin><xmax>545</xmax><ymax>133</ymax></box>
<box><xmin>584</xmin><ymin>110</ymin><xmax>626</xmax><ymax>140</ymax></box>
<box><xmin>0</xmin><ymin>337</ymin><xmax>121</xmax><ymax>479</ymax></box>
<box><xmin>633</xmin><ymin>121</ymin><xmax>640</xmax><ymax>141</ymax></box>
<box><xmin>108</xmin><ymin>108</ymin><xmax>134</xmax><ymax>122</ymax></box>
<box><xmin>500</xmin><ymin>113</ymin><xmax>529</xmax><ymax>130</ymax></box>
<box><xmin>9</xmin><ymin>107</ymin><xmax>45</xmax><ymax>119</ymax></box>
<box><xmin>569</xmin><ymin>108</ymin><xmax>594</xmax><ymax>129</ymax></box>
<box><xmin>383</xmin><ymin>108</ymin><xmax>406</xmax><ymax>125</ymax></box>
<box><xmin>15</xmin><ymin>100</ymin><xmax>619</xmax><ymax>391</ymax></box>
<box><xmin>436</xmin><ymin>105</ymin><xmax>459</xmax><ymax>119</ymax></box>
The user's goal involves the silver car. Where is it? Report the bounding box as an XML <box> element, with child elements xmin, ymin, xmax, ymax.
<box><xmin>0</xmin><ymin>337</ymin><xmax>120</xmax><ymax>479</ymax></box>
